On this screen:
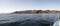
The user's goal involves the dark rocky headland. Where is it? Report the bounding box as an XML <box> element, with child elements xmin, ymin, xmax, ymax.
<box><xmin>13</xmin><ymin>10</ymin><xmax>60</xmax><ymax>14</ymax></box>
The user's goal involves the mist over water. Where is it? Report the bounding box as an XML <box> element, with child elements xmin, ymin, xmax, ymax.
<box><xmin>0</xmin><ymin>13</ymin><xmax>59</xmax><ymax>26</ymax></box>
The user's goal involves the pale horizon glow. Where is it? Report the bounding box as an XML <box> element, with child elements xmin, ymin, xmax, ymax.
<box><xmin>0</xmin><ymin>0</ymin><xmax>60</xmax><ymax>13</ymax></box>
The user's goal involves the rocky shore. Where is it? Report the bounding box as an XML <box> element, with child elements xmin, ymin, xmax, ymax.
<box><xmin>13</xmin><ymin>10</ymin><xmax>60</xmax><ymax>14</ymax></box>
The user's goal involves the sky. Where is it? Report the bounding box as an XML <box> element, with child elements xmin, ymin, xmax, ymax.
<box><xmin>0</xmin><ymin>0</ymin><xmax>60</xmax><ymax>13</ymax></box>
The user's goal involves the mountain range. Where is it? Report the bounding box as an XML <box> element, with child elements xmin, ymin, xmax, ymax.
<box><xmin>13</xmin><ymin>10</ymin><xmax>60</xmax><ymax>14</ymax></box>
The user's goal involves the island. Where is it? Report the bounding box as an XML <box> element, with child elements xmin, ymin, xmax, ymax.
<box><xmin>12</xmin><ymin>10</ymin><xmax>60</xmax><ymax>14</ymax></box>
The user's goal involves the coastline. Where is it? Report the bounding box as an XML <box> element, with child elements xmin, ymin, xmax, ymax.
<box><xmin>12</xmin><ymin>10</ymin><xmax>60</xmax><ymax>14</ymax></box>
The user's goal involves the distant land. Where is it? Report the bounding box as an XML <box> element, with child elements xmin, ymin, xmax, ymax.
<box><xmin>12</xmin><ymin>10</ymin><xmax>60</xmax><ymax>14</ymax></box>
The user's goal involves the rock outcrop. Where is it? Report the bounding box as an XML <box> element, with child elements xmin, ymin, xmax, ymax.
<box><xmin>13</xmin><ymin>10</ymin><xmax>60</xmax><ymax>14</ymax></box>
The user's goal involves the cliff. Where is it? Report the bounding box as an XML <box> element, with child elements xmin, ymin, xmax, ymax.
<box><xmin>13</xmin><ymin>10</ymin><xmax>60</xmax><ymax>14</ymax></box>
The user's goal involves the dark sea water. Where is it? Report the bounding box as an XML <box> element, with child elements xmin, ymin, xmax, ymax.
<box><xmin>0</xmin><ymin>14</ymin><xmax>59</xmax><ymax>26</ymax></box>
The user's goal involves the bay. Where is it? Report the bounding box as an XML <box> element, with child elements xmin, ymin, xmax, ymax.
<box><xmin>0</xmin><ymin>13</ymin><xmax>59</xmax><ymax>26</ymax></box>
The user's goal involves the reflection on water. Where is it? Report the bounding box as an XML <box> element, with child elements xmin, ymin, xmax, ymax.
<box><xmin>0</xmin><ymin>14</ymin><xmax>59</xmax><ymax>26</ymax></box>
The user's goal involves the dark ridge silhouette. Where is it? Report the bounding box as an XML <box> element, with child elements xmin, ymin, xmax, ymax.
<box><xmin>13</xmin><ymin>10</ymin><xmax>60</xmax><ymax>14</ymax></box>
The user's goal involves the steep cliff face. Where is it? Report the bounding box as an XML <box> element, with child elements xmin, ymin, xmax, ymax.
<box><xmin>13</xmin><ymin>10</ymin><xmax>60</xmax><ymax>14</ymax></box>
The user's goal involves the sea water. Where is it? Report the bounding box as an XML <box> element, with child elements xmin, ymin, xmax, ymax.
<box><xmin>0</xmin><ymin>13</ymin><xmax>59</xmax><ymax>26</ymax></box>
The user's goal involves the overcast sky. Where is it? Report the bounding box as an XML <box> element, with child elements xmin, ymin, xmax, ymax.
<box><xmin>0</xmin><ymin>0</ymin><xmax>60</xmax><ymax>13</ymax></box>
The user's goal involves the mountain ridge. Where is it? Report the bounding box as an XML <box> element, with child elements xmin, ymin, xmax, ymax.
<box><xmin>13</xmin><ymin>10</ymin><xmax>60</xmax><ymax>14</ymax></box>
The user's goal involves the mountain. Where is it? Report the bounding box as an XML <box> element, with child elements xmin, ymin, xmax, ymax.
<box><xmin>13</xmin><ymin>10</ymin><xmax>60</xmax><ymax>14</ymax></box>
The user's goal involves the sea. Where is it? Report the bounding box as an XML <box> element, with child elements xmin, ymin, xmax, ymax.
<box><xmin>0</xmin><ymin>13</ymin><xmax>59</xmax><ymax>26</ymax></box>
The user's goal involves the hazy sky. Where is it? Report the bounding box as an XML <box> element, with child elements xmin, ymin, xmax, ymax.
<box><xmin>0</xmin><ymin>0</ymin><xmax>60</xmax><ymax>13</ymax></box>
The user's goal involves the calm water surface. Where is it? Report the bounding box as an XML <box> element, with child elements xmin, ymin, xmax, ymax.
<box><xmin>0</xmin><ymin>14</ymin><xmax>59</xmax><ymax>26</ymax></box>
